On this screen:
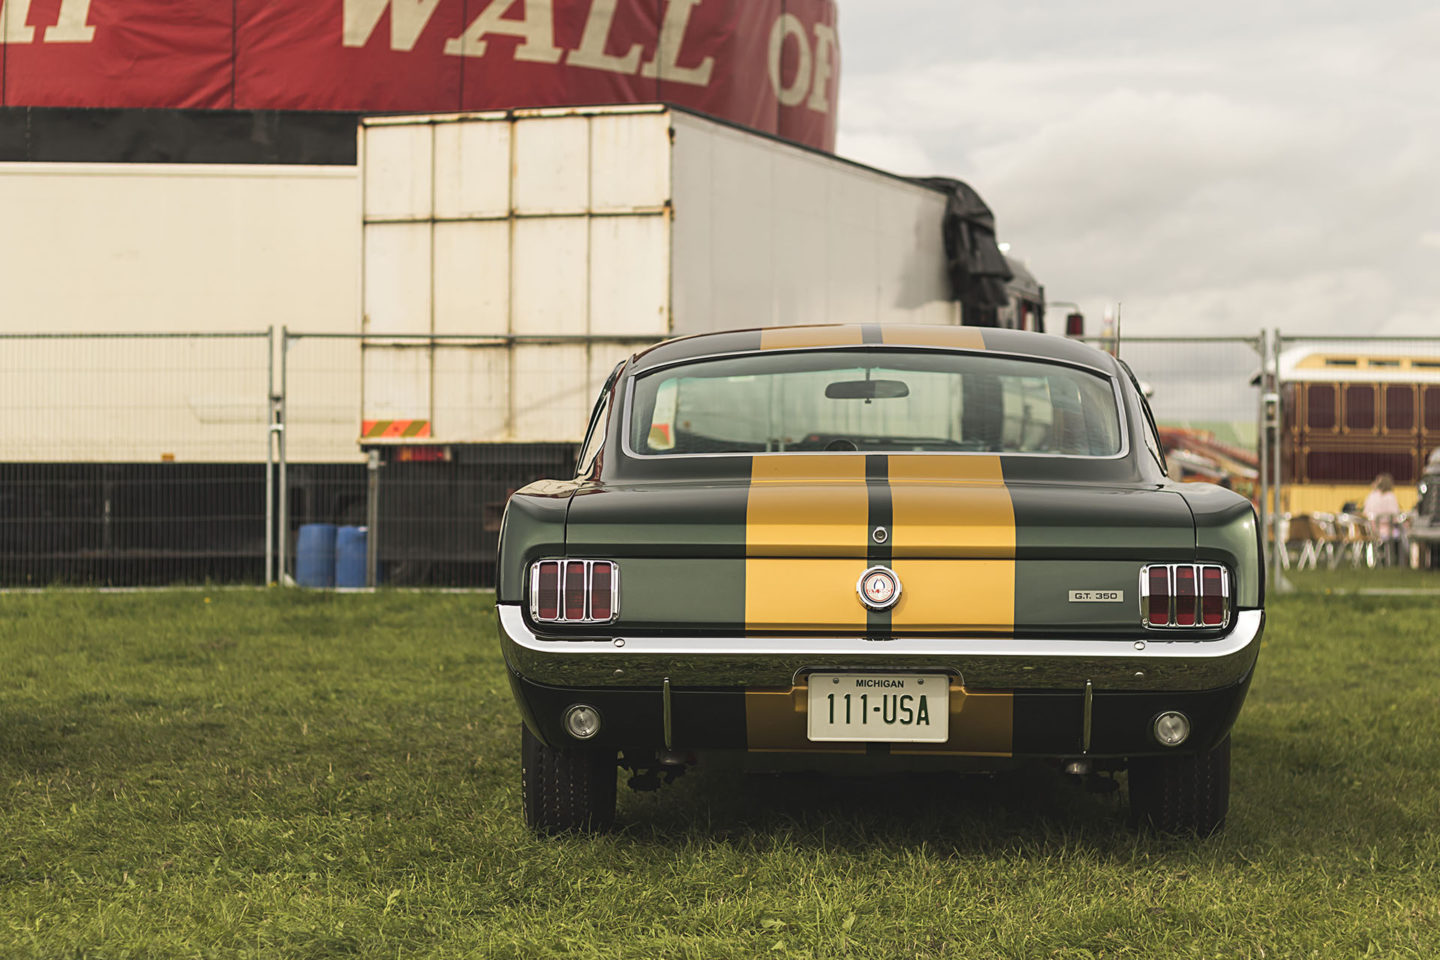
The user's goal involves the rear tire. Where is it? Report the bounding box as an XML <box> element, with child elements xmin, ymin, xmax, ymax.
<box><xmin>520</xmin><ymin>724</ymin><xmax>617</xmax><ymax>834</ymax></box>
<box><xmin>1128</xmin><ymin>735</ymin><xmax>1231</xmax><ymax>836</ymax></box>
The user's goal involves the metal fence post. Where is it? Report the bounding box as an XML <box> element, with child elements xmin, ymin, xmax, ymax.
<box><xmin>278</xmin><ymin>326</ymin><xmax>290</xmax><ymax>586</ymax></box>
<box><xmin>265</xmin><ymin>325</ymin><xmax>276</xmax><ymax>586</ymax></box>
<box><xmin>366</xmin><ymin>448</ymin><xmax>381</xmax><ymax>588</ymax></box>
<box><xmin>1270</xmin><ymin>330</ymin><xmax>1291</xmax><ymax>591</ymax></box>
<box><xmin>1256</xmin><ymin>329</ymin><xmax>1270</xmax><ymax>561</ymax></box>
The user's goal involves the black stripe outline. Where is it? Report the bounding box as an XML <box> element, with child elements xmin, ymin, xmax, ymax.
<box><xmin>865</xmin><ymin>454</ymin><xmax>892</xmax><ymax>637</ymax></box>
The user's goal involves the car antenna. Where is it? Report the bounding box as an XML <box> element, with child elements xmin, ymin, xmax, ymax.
<box><xmin>1113</xmin><ymin>302</ymin><xmax>1123</xmax><ymax>359</ymax></box>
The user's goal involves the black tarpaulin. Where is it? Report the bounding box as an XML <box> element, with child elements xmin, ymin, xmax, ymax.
<box><xmin>912</xmin><ymin>176</ymin><xmax>1014</xmax><ymax>314</ymax></box>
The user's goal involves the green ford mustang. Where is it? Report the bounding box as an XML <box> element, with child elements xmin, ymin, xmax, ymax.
<box><xmin>497</xmin><ymin>324</ymin><xmax>1264</xmax><ymax>835</ymax></box>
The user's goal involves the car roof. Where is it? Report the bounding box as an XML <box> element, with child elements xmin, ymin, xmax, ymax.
<box><xmin>628</xmin><ymin>324</ymin><xmax>1120</xmax><ymax>375</ymax></box>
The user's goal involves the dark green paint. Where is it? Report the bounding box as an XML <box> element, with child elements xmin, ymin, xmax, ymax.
<box><xmin>1181</xmin><ymin>482</ymin><xmax>1263</xmax><ymax>608</ymax></box>
<box><xmin>1009</xmin><ymin>482</ymin><xmax>1194</xmax><ymax>559</ymax></box>
<box><xmin>611</xmin><ymin>558</ymin><xmax>745</xmax><ymax>629</ymax></box>
<box><xmin>1011</xmin><ymin>560</ymin><xmax>1146</xmax><ymax>633</ymax></box>
<box><xmin>564</xmin><ymin>481</ymin><xmax>748</xmax><ymax>556</ymax></box>
<box><xmin>495</xmin><ymin>479</ymin><xmax>578</xmax><ymax>604</ymax></box>
<box><xmin>627</xmin><ymin>328</ymin><xmax>764</xmax><ymax>374</ymax></box>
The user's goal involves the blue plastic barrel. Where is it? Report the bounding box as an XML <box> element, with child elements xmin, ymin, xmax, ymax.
<box><xmin>334</xmin><ymin>525</ymin><xmax>369</xmax><ymax>588</ymax></box>
<box><xmin>295</xmin><ymin>523</ymin><xmax>338</xmax><ymax>588</ymax></box>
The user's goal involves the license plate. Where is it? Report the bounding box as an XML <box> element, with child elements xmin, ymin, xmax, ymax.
<box><xmin>806</xmin><ymin>673</ymin><xmax>949</xmax><ymax>743</ymax></box>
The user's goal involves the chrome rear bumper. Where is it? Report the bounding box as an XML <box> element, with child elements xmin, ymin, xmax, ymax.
<box><xmin>497</xmin><ymin>606</ymin><xmax>1263</xmax><ymax>692</ymax></box>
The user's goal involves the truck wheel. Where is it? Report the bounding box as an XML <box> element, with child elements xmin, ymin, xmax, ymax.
<box><xmin>520</xmin><ymin>724</ymin><xmax>617</xmax><ymax>834</ymax></box>
<box><xmin>1127</xmin><ymin>735</ymin><xmax>1230</xmax><ymax>836</ymax></box>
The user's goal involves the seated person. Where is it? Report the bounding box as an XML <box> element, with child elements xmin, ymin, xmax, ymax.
<box><xmin>1362</xmin><ymin>473</ymin><xmax>1407</xmax><ymax>565</ymax></box>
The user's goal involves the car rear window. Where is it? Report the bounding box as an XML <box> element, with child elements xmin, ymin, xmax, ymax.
<box><xmin>627</xmin><ymin>349</ymin><xmax>1124</xmax><ymax>457</ymax></box>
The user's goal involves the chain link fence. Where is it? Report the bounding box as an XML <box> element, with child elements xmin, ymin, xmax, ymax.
<box><xmin>1082</xmin><ymin>334</ymin><xmax>1264</xmax><ymax>493</ymax></box>
<box><xmin>0</xmin><ymin>332</ymin><xmax>273</xmax><ymax>586</ymax></box>
<box><xmin>276</xmin><ymin>332</ymin><xmax>647</xmax><ymax>588</ymax></box>
<box><xmin>11</xmin><ymin>327</ymin><xmax>1439</xmax><ymax>587</ymax></box>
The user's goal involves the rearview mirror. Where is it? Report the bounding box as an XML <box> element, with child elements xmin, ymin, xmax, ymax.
<box><xmin>824</xmin><ymin>379</ymin><xmax>910</xmax><ymax>400</ymax></box>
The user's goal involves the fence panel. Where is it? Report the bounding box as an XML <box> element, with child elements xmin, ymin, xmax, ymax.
<box><xmin>279</xmin><ymin>333</ymin><xmax>651</xmax><ymax>588</ymax></box>
<box><xmin>1080</xmin><ymin>336</ymin><xmax>1264</xmax><ymax>498</ymax></box>
<box><xmin>4</xmin><ymin>330</ymin><xmax>1298</xmax><ymax>589</ymax></box>
<box><xmin>0</xmin><ymin>332</ymin><xmax>272</xmax><ymax>586</ymax></box>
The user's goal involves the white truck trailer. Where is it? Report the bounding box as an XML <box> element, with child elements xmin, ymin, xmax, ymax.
<box><xmin>349</xmin><ymin>104</ymin><xmax>984</xmax><ymax>449</ymax></box>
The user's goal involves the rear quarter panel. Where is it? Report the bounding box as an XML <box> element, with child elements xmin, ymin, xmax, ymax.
<box><xmin>496</xmin><ymin>479</ymin><xmax>581</xmax><ymax>604</ymax></box>
<box><xmin>1176</xmin><ymin>483</ymin><xmax>1263</xmax><ymax>609</ymax></box>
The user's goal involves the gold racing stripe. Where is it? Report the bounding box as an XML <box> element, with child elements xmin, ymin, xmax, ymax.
<box><xmin>746</xmin><ymin>454</ymin><xmax>1018</xmax><ymax>630</ymax></box>
<box><xmin>893</xmin><ymin>681</ymin><xmax>1012</xmax><ymax>756</ymax></box>
<box><xmin>741</xmin><ymin>326</ymin><xmax>1017</xmax><ymax>750</ymax></box>
<box><xmin>880</xmin><ymin>324</ymin><xmax>986</xmax><ymax>350</ymax></box>
<box><xmin>760</xmin><ymin>326</ymin><xmax>865</xmax><ymax>350</ymax></box>
<box><xmin>888</xmin><ymin>456</ymin><xmax>1013</xmax><ymax>557</ymax></box>
<box><xmin>759</xmin><ymin>323</ymin><xmax>984</xmax><ymax>351</ymax></box>
<box><xmin>745</xmin><ymin>686</ymin><xmax>861</xmax><ymax>754</ymax></box>
<box><xmin>887</xmin><ymin>455</ymin><xmax>1016</xmax><ymax>632</ymax></box>
<box><xmin>744</xmin><ymin>680</ymin><xmax>1013</xmax><ymax>756</ymax></box>
<box><xmin>746</xmin><ymin>455</ymin><xmax>869</xmax><ymax>630</ymax></box>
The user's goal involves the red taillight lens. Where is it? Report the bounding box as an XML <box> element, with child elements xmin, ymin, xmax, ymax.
<box><xmin>530</xmin><ymin>560</ymin><xmax>618</xmax><ymax>623</ymax></box>
<box><xmin>1146</xmin><ymin>566</ymin><xmax>1170</xmax><ymax>626</ymax></box>
<box><xmin>564</xmin><ymin>561</ymin><xmax>587</xmax><ymax>620</ymax></box>
<box><xmin>590</xmin><ymin>563</ymin><xmax>613</xmax><ymax>620</ymax></box>
<box><xmin>1201</xmin><ymin>566</ymin><xmax>1227</xmax><ymax>626</ymax></box>
<box><xmin>535</xmin><ymin>560</ymin><xmax>560</xmax><ymax>621</ymax></box>
<box><xmin>1174</xmin><ymin>565</ymin><xmax>1198</xmax><ymax>626</ymax></box>
<box><xmin>1143</xmin><ymin>563</ymin><xmax>1229</xmax><ymax>629</ymax></box>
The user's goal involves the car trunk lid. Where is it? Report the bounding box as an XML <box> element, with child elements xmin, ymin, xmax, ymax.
<box><xmin>562</xmin><ymin>457</ymin><xmax>1196</xmax><ymax>635</ymax></box>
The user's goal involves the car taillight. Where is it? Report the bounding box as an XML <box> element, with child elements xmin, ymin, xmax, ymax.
<box><xmin>535</xmin><ymin>560</ymin><xmax>560</xmax><ymax>620</ymax></box>
<box><xmin>1146</xmin><ymin>566</ymin><xmax>1170</xmax><ymax>626</ymax></box>
<box><xmin>530</xmin><ymin>560</ymin><xmax>618</xmax><ymax>623</ymax></box>
<box><xmin>564</xmin><ymin>561</ymin><xmax>586</xmax><ymax>620</ymax></box>
<box><xmin>1174</xmin><ymin>565</ymin><xmax>1198</xmax><ymax>626</ymax></box>
<box><xmin>1141</xmin><ymin>563</ymin><xmax>1230</xmax><ymax>629</ymax></box>
<box><xmin>1201</xmin><ymin>565</ymin><xmax>1227</xmax><ymax>626</ymax></box>
<box><xmin>589</xmin><ymin>563</ymin><xmax>613</xmax><ymax>620</ymax></box>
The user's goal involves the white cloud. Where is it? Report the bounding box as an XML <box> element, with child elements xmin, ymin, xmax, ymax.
<box><xmin>837</xmin><ymin>3</ymin><xmax>1440</xmax><ymax>337</ymax></box>
<box><xmin>1101</xmin><ymin>270</ymin><xmax>1392</xmax><ymax>336</ymax></box>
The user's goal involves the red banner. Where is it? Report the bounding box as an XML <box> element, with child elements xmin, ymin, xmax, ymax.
<box><xmin>1</xmin><ymin>0</ymin><xmax>839</xmax><ymax>150</ymax></box>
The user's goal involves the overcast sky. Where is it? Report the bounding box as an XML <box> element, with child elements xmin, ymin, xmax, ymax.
<box><xmin>836</xmin><ymin>1</ymin><xmax>1440</xmax><ymax>338</ymax></box>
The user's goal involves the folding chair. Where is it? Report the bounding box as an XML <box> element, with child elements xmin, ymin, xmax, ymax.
<box><xmin>1288</xmin><ymin>513</ymin><xmax>1337</xmax><ymax>570</ymax></box>
<box><xmin>1334</xmin><ymin>513</ymin><xmax>1376</xmax><ymax>568</ymax></box>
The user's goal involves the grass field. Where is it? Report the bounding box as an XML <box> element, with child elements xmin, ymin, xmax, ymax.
<box><xmin>2</xmin><ymin>575</ymin><xmax>1439</xmax><ymax>958</ymax></box>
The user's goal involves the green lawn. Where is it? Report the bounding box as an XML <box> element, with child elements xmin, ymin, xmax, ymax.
<box><xmin>2</xmin><ymin>580</ymin><xmax>1439</xmax><ymax>958</ymax></box>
